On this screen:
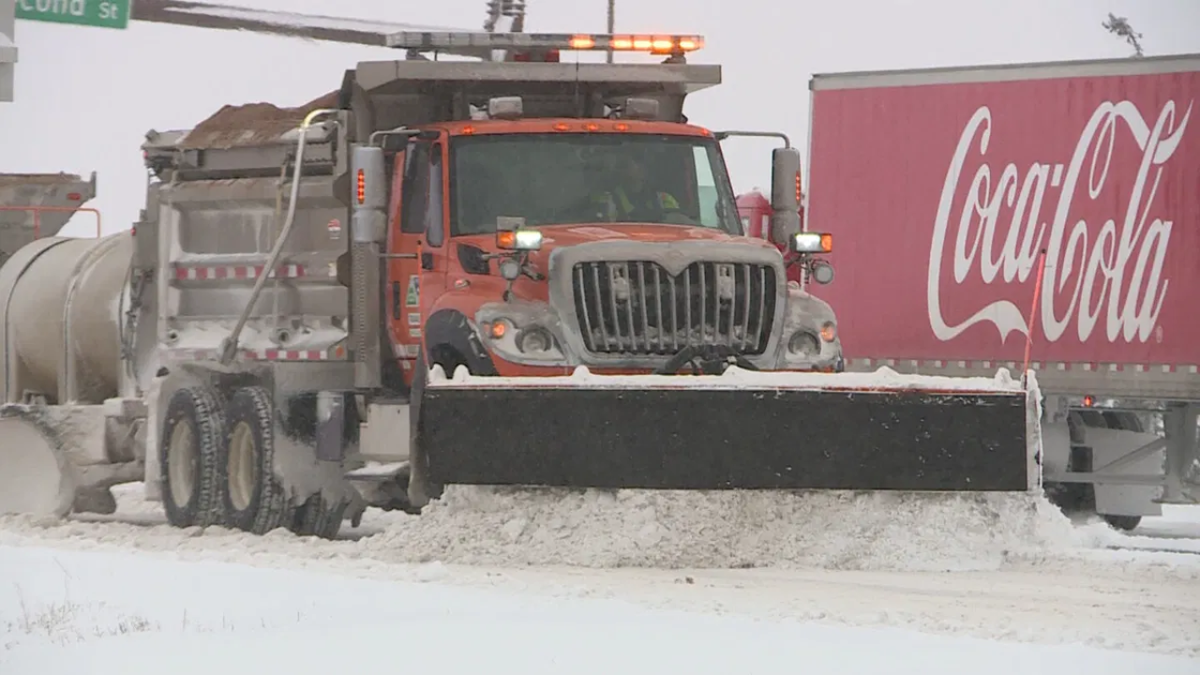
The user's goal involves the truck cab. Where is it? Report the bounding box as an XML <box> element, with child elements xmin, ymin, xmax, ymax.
<box><xmin>360</xmin><ymin>31</ymin><xmax>843</xmax><ymax>388</ymax></box>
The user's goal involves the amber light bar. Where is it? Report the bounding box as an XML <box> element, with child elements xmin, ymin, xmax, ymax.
<box><xmin>387</xmin><ymin>31</ymin><xmax>704</xmax><ymax>55</ymax></box>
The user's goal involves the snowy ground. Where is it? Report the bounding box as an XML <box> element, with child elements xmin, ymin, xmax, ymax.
<box><xmin>2</xmin><ymin>484</ymin><xmax>1199</xmax><ymax>672</ymax></box>
<box><xmin>1</xmin><ymin>544</ymin><xmax>1197</xmax><ymax>675</ymax></box>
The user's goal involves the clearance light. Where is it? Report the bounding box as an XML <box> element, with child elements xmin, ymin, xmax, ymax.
<box><xmin>497</xmin><ymin>229</ymin><xmax>543</xmax><ymax>251</ymax></box>
<box><xmin>387</xmin><ymin>31</ymin><xmax>705</xmax><ymax>56</ymax></box>
<box><xmin>792</xmin><ymin>232</ymin><xmax>833</xmax><ymax>254</ymax></box>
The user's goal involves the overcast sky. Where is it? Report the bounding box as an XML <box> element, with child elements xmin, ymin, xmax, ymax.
<box><xmin>2</xmin><ymin>0</ymin><xmax>1199</xmax><ymax>235</ymax></box>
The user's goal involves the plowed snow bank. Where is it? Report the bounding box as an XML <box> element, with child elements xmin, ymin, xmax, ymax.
<box><xmin>371</xmin><ymin>487</ymin><xmax>1079</xmax><ymax>571</ymax></box>
<box><xmin>0</xmin><ymin>485</ymin><xmax>1091</xmax><ymax>572</ymax></box>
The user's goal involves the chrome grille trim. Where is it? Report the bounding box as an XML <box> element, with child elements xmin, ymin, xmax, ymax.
<box><xmin>570</xmin><ymin>260</ymin><xmax>777</xmax><ymax>356</ymax></box>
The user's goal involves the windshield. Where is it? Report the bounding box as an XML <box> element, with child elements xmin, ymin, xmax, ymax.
<box><xmin>449</xmin><ymin>133</ymin><xmax>743</xmax><ymax>236</ymax></box>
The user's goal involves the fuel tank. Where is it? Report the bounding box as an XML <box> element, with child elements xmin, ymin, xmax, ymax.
<box><xmin>0</xmin><ymin>232</ymin><xmax>133</xmax><ymax>405</ymax></box>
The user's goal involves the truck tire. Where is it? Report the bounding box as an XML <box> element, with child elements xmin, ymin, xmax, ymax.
<box><xmin>291</xmin><ymin>492</ymin><xmax>348</xmax><ymax>539</ymax></box>
<box><xmin>159</xmin><ymin>385</ymin><xmax>227</xmax><ymax>528</ymax></box>
<box><xmin>222</xmin><ymin>385</ymin><xmax>292</xmax><ymax>535</ymax></box>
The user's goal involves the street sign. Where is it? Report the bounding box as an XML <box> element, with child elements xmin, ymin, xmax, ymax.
<box><xmin>15</xmin><ymin>0</ymin><xmax>130</xmax><ymax>30</ymax></box>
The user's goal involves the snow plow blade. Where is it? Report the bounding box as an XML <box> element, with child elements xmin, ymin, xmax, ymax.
<box><xmin>418</xmin><ymin>367</ymin><xmax>1040</xmax><ymax>493</ymax></box>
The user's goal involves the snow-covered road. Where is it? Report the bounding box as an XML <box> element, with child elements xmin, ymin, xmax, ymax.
<box><xmin>1</xmin><ymin>543</ymin><xmax>1198</xmax><ymax>675</ymax></box>
<box><xmin>2</xmin><ymin>484</ymin><xmax>1199</xmax><ymax>671</ymax></box>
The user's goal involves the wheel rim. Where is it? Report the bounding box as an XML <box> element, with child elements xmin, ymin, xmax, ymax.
<box><xmin>227</xmin><ymin>421</ymin><xmax>257</xmax><ymax>512</ymax></box>
<box><xmin>167</xmin><ymin>419</ymin><xmax>198</xmax><ymax>508</ymax></box>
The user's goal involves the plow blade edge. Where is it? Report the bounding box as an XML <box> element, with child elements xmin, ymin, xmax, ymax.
<box><xmin>418</xmin><ymin>374</ymin><xmax>1036</xmax><ymax>493</ymax></box>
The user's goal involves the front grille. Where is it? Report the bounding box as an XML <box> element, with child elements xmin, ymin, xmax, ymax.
<box><xmin>571</xmin><ymin>260</ymin><xmax>777</xmax><ymax>356</ymax></box>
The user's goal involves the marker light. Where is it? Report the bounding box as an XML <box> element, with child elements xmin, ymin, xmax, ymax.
<box><xmin>356</xmin><ymin>169</ymin><xmax>366</xmax><ymax>204</ymax></box>
<box><xmin>791</xmin><ymin>232</ymin><xmax>833</xmax><ymax>254</ymax></box>
<box><xmin>387</xmin><ymin>31</ymin><xmax>704</xmax><ymax>56</ymax></box>
<box><xmin>497</xmin><ymin>229</ymin><xmax>543</xmax><ymax>251</ymax></box>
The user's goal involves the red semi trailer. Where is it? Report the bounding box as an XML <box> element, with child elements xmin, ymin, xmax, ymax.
<box><xmin>741</xmin><ymin>52</ymin><xmax>1200</xmax><ymax>528</ymax></box>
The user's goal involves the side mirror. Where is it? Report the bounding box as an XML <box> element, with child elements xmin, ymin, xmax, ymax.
<box><xmin>769</xmin><ymin>147</ymin><xmax>803</xmax><ymax>247</ymax></box>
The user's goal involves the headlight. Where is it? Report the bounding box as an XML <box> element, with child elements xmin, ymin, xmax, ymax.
<box><xmin>516</xmin><ymin>326</ymin><xmax>555</xmax><ymax>354</ymax></box>
<box><xmin>496</xmin><ymin>229</ymin><xmax>543</xmax><ymax>251</ymax></box>
<box><xmin>787</xmin><ymin>331</ymin><xmax>821</xmax><ymax>357</ymax></box>
<box><xmin>791</xmin><ymin>232</ymin><xmax>832</xmax><ymax>254</ymax></box>
<box><xmin>476</xmin><ymin>301</ymin><xmax>570</xmax><ymax>366</ymax></box>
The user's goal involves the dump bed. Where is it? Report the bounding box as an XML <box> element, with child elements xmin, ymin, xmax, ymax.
<box><xmin>0</xmin><ymin>172</ymin><xmax>97</xmax><ymax>259</ymax></box>
<box><xmin>140</xmin><ymin>97</ymin><xmax>350</xmax><ymax>365</ymax></box>
<box><xmin>806</xmin><ymin>53</ymin><xmax>1200</xmax><ymax>400</ymax></box>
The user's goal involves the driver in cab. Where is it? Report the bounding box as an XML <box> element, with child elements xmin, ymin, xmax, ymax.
<box><xmin>590</xmin><ymin>154</ymin><xmax>682</xmax><ymax>222</ymax></box>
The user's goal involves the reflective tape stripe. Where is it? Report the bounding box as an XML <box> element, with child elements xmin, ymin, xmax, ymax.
<box><xmin>167</xmin><ymin>346</ymin><xmax>345</xmax><ymax>361</ymax></box>
<box><xmin>172</xmin><ymin>264</ymin><xmax>306</xmax><ymax>281</ymax></box>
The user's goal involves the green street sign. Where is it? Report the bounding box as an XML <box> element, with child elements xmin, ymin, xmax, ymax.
<box><xmin>16</xmin><ymin>0</ymin><xmax>131</xmax><ymax>30</ymax></box>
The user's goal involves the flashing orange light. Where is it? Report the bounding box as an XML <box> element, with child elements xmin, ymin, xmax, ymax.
<box><xmin>389</xmin><ymin>31</ymin><xmax>704</xmax><ymax>56</ymax></box>
<box><xmin>461</xmin><ymin>125</ymin><xmax>476</xmax><ymax>135</ymax></box>
<box><xmin>487</xmin><ymin>321</ymin><xmax>507</xmax><ymax>339</ymax></box>
<box><xmin>819</xmin><ymin>322</ymin><xmax>837</xmax><ymax>342</ymax></box>
<box><xmin>584</xmin><ymin>122</ymin><xmax>601</xmax><ymax>132</ymax></box>
<box><xmin>614</xmin><ymin>123</ymin><xmax>630</xmax><ymax>132</ymax></box>
<box><xmin>553</xmin><ymin>122</ymin><xmax>571</xmax><ymax>131</ymax></box>
<box><xmin>496</xmin><ymin>229</ymin><xmax>544</xmax><ymax>250</ymax></box>
<box><xmin>1082</xmin><ymin>395</ymin><xmax>1096</xmax><ymax>407</ymax></box>
<box><xmin>820</xmin><ymin>233</ymin><xmax>833</xmax><ymax>252</ymax></box>
<box><xmin>356</xmin><ymin>169</ymin><xmax>366</xmax><ymax>204</ymax></box>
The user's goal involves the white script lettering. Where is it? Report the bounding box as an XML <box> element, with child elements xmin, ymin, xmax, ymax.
<box><xmin>927</xmin><ymin>98</ymin><xmax>1191</xmax><ymax>344</ymax></box>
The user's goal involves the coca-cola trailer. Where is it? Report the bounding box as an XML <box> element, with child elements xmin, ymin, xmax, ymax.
<box><xmin>757</xmin><ymin>52</ymin><xmax>1199</xmax><ymax>529</ymax></box>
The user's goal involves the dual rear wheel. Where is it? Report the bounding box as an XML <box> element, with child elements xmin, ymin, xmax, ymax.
<box><xmin>159</xmin><ymin>383</ymin><xmax>347</xmax><ymax>539</ymax></box>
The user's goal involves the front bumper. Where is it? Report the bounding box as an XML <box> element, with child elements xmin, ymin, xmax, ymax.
<box><xmin>474</xmin><ymin>286</ymin><xmax>842</xmax><ymax>373</ymax></box>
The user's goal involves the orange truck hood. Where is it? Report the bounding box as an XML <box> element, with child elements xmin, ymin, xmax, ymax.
<box><xmin>537</xmin><ymin>223</ymin><xmax>776</xmax><ymax>249</ymax></box>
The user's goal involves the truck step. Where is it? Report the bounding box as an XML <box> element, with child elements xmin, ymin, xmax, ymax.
<box><xmin>344</xmin><ymin>461</ymin><xmax>409</xmax><ymax>482</ymax></box>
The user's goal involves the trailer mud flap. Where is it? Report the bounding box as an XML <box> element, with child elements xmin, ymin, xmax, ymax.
<box><xmin>418</xmin><ymin>382</ymin><xmax>1034</xmax><ymax>492</ymax></box>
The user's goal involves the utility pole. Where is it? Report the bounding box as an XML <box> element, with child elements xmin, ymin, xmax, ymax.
<box><xmin>606</xmin><ymin>0</ymin><xmax>615</xmax><ymax>63</ymax></box>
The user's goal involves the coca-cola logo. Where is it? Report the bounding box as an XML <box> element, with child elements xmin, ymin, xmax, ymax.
<box><xmin>928</xmin><ymin>98</ymin><xmax>1192</xmax><ymax>345</ymax></box>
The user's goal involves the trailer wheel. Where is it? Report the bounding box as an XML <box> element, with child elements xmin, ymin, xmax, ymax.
<box><xmin>291</xmin><ymin>492</ymin><xmax>348</xmax><ymax>539</ymax></box>
<box><xmin>160</xmin><ymin>385</ymin><xmax>227</xmax><ymax>528</ymax></box>
<box><xmin>222</xmin><ymin>385</ymin><xmax>291</xmax><ymax>534</ymax></box>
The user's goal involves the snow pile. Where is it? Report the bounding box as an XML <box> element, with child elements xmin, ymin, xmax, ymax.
<box><xmin>361</xmin><ymin>487</ymin><xmax>1080</xmax><ymax>572</ymax></box>
<box><xmin>2</xmin><ymin>485</ymin><xmax>1084</xmax><ymax>573</ymax></box>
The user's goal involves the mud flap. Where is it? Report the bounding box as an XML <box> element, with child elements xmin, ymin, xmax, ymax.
<box><xmin>418</xmin><ymin>372</ymin><xmax>1035</xmax><ymax>492</ymax></box>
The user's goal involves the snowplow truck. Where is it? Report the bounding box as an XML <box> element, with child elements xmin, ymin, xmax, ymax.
<box><xmin>0</xmin><ymin>32</ymin><xmax>1042</xmax><ymax>538</ymax></box>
